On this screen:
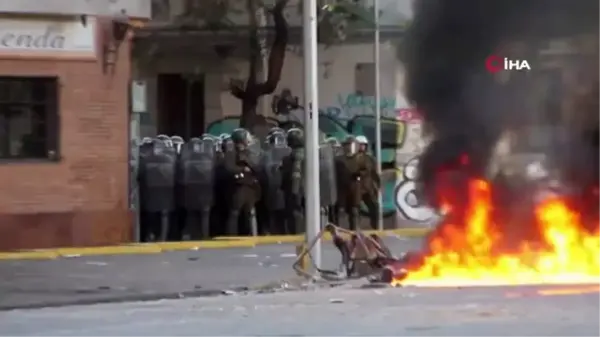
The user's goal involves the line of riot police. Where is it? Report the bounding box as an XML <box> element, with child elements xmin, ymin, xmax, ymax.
<box><xmin>132</xmin><ymin>128</ymin><xmax>381</xmax><ymax>242</ymax></box>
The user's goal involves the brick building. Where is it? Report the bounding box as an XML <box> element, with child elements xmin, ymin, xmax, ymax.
<box><xmin>0</xmin><ymin>1</ymin><xmax>150</xmax><ymax>250</ymax></box>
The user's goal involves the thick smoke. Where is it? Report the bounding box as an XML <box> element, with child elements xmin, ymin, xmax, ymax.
<box><xmin>402</xmin><ymin>0</ymin><xmax>599</xmax><ymax>209</ymax></box>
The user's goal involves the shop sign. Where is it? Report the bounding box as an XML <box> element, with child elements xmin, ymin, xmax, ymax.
<box><xmin>0</xmin><ymin>17</ymin><xmax>96</xmax><ymax>56</ymax></box>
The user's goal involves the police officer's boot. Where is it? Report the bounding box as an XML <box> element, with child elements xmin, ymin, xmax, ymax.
<box><xmin>226</xmin><ymin>209</ymin><xmax>240</xmax><ymax>236</ymax></box>
<box><xmin>348</xmin><ymin>207</ymin><xmax>360</xmax><ymax>231</ymax></box>
<box><xmin>200</xmin><ymin>207</ymin><xmax>211</xmax><ymax>239</ymax></box>
<box><xmin>365</xmin><ymin>195</ymin><xmax>380</xmax><ymax>230</ymax></box>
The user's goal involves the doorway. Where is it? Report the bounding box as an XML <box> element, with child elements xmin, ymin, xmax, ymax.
<box><xmin>156</xmin><ymin>73</ymin><xmax>205</xmax><ymax>139</ymax></box>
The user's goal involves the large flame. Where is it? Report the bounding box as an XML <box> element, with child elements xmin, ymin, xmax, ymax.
<box><xmin>395</xmin><ymin>179</ymin><xmax>600</xmax><ymax>287</ymax></box>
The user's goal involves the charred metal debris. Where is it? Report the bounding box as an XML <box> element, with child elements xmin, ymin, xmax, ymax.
<box><xmin>292</xmin><ymin>224</ymin><xmax>417</xmax><ymax>285</ymax></box>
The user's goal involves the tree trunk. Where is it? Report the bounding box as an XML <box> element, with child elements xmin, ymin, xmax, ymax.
<box><xmin>230</xmin><ymin>0</ymin><xmax>289</xmax><ymax>132</ymax></box>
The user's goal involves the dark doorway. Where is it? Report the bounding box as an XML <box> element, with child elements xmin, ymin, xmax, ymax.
<box><xmin>157</xmin><ymin>73</ymin><xmax>205</xmax><ymax>139</ymax></box>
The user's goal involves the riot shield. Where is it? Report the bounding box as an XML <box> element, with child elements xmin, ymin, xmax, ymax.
<box><xmin>137</xmin><ymin>140</ymin><xmax>154</xmax><ymax>186</ymax></box>
<box><xmin>137</xmin><ymin>140</ymin><xmax>158</xmax><ymax>241</ymax></box>
<box><xmin>139</xmin><ymin>139</ymin><xmax>178</xmax><ymax>213</ymax></box>
<box><xmin>319</xmin><ymin>143</ymin><xmax>338</xmax><ymax>207</ymax></box>
<box><xmin>179</xmin><ymin>138</ymin><xmax>216</xmax><ymax>210</ymax></box>
<box><xmin>129</xmin><ymin>139</ymin><xmax>140</xmax><ymax>210</ymax></box>
<box><xmin>246</xmin><ymin>140</ymin><xmax>263</xmax><ymax>172</ymax></box>
<box><xmin>201</xmin><ymin>134</ymin><xmax>218</xmax><ymax>153</ymax></box>
<box><xmin>262</xmin><ymin>145</ymin><xmax>291</xmax><ymax>211</ymax></box>
<box><xmin>222</xmin><ymin>138</ymin><xmax>234</xmax><ymax>153</ymax></box>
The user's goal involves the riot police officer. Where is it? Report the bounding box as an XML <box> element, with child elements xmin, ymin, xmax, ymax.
<box><xmin>222</xmin><ymin>128</ymin><xmax>262</xmax><ymax>236</ymax></box>
<box><xmin>218</xmin><ymin>134</ymin><xmax>234</xmax><ymax>156</ymax></box>
<box><xmin>259</xmin><ymin>129</ymin><xmax>290</xmax><ymax>234</ymax></box>
<box><xmin>281</xmin><ymin>128</ymin><xmax>305</xmax><ymax>234</ymax></box>
<box><xmin>355</xmin><ymin>135</ymin><xmax>381</xmax><ymax>230</ymax></box>
<box><xmin>335</xmin><ymin>135</ymin><xmax>365</xmax><ymax>230</ymax></box>
<box><xmin>178</xmin><ymin>136</ymin><xmax>216</xmax><ymax>240</ymax></box>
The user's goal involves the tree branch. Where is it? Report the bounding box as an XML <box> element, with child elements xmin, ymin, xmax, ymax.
<box><xmin>255</xmin><ymin>0</ymin><xmax>289</xmax><ymax>96</ymax></box>
<box><xmin>229</xmin><ymin>79</ymin><xmax>246</xmax><ymax>99</ymax></box>
<box><xmin>244</xmin><ymin>0</ymin><xmax>261</xmax><ymax>91</ymax></box>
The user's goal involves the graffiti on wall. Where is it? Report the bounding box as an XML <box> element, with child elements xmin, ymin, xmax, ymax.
<box><xmin>394</xmin><ymin>157</ymin><xmax>439</xmax><ymax>223</ymax></box>
<box><xmin>273</xmin><ymin>88</ymin><xmax>422</xmax><ymax>125</ymax></box>
<box><xmin>208</xmin><ymin>86</ymin><xmax>437</xmax><ymax>225</ymax></box>
<box><xmin>393</xmin><ymin>115</ymin><xmax>439</xmax><ymax>225</ymax></box>
<box><xmin>319</xmin><ymin>93</ymin><xmax>398</xmax><ymax>121</ymax></box>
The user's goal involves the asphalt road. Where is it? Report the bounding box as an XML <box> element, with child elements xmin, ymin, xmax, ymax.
<box><xmin>1</xmin><ymin>283</ymin><xmax>598</xmax><ymax>335</ymax></box>
<box><xmin>0</xmin><ymin>236</ymin><xmax>423</xmax><ymax>310</ymax></box>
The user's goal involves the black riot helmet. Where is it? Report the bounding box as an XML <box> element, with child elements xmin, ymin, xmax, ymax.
<box><xmin>268</xmin><ymin>130</ymin><xmax>287</xmax><ymax>147</ymax></box>
<box><xmin>325</xmin><ymin>137</ymin><xmax>340</xmax><ymax>148</ymax></box>
<box><xmin>221</xmin><ymin>136</ymin><xmax>234</xmax><ymax>152</ymax></box>
<box><xmin>268</xmin><ymin>127</ymin><xmax>285</xmax><ymax>136</ymax></box>
<box><xmin>286</xmin><ymin>128</ymin><xmax>304</xmax><ymax>149</ymax></box>
<box><xmin>231</xmin><ymin>128</ymin><xmax>251</xmax><ymax>144</ymax></box>
<box><xmin>141</xmin><ymin>137</ymin><xmax>153</xmax><ymax>145</ymax></box>
<box><xmin>200</xmin><ymin>134</ymin><xmax>219</xmax><ymax>152</ymax></box>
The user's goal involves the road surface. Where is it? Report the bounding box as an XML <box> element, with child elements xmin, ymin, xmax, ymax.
<box><xmin>0</xmin><ymin>236</ymin><xmax>423</xmax><ymax>310</ymax></box>
<box><xmin>1</xmin><ymin>283</ymin><xmax>597</xmax><ymax>335</ymax></box>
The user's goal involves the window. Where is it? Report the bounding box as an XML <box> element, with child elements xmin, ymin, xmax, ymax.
<box><xmin>355</xmin><ymin>63</ymin><xmax>375</xmax><ymax>96</ymax></box>
<box><xmin>0</xmin><ymin>76</ymin><xmax>59</xmax><ymax>160</ymax></box>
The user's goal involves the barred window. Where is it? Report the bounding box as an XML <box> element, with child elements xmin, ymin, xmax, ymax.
<box><xmin>0</xmin><ymin>77</ymin><xmax>59</xmax><ymax>160</ymax></box>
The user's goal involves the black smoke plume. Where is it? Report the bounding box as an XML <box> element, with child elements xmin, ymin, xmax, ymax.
<box><xmin>402</xmin><ymin>0</ymin><xmax>599</xmax><ymax>208</ymax></box>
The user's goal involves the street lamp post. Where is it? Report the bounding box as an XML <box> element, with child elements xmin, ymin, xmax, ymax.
<box><xmin>374</xmin><ymin>0</ymin><xmax>383</xmax><ymax>230</ymax></box>
<box><xmin>302</xmin><ymin>0</ymin><xmax>322</xmax><ymax>270</ymax></box>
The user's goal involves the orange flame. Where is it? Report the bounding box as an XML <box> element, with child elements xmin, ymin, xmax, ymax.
<box><xmin>395</xmin><ymin>179</ymin><xmax>600</xmax><ymax>287</ymax></box>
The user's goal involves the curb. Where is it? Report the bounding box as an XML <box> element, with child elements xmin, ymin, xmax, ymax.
<box><xmin>0</xmin><ymin>286</ymin><xmax>251</xmax><ymax>311</ymax></box>
<box><xmin>0</xmin><ymin>228</ymin><xmax>430</xmax><ymax>261</ymax></box>
<box><xmin>0</xmin><ymin>240</ymin><xmax>257</xmax><ymax>261</ymax></box>
<box><xmin>214</xmin><ymin>228</ymin><xmax>430</xmax><ymax>244</ymax></box>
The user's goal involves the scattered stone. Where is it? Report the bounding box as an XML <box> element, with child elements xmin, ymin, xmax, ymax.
<box><xmin>85</xmin><ymin>261</ymin><xmax>108</xmax><ymax>266</ymax></box>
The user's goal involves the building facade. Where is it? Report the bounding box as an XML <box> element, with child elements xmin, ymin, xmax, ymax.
<box><xmin>0</xmin><ymin>1</ymin><xmax>150</xmax><ymax>250</ymax></box>
<box><xmin>131</xmin><ymin>0</ymin><xmax>424</xmax><ymax>229</ymax></box>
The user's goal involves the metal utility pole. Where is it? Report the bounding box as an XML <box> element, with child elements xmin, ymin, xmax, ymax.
<box><xmin>303</xmin><ymin>0</ymin><xmax>322</xmax><ymax>270</ymax></box>
<box><xmin>373</xmin><ymin>0</ymin><xmax>383</xmax><ymax>230</ymax></box>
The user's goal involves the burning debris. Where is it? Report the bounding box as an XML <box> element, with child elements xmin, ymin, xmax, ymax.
<box><xmin>391</xmin><ymin>0</ymin><xmax>600</xmax><ymax>287</ymax></box>
<box><xmin>293</xmin><ymin>224</ymin><xmax>402</xmax><ymax>281</ymax></box>
<box><xmin>393</xmin><ymin>179</ymin><xmax>599</xmax><ymax>287</ymax></box>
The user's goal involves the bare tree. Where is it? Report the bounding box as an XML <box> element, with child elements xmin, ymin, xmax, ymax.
<box><xmin>229</xmin><ymin>0</ymin><xmax>289</xmax><ymax>129</ymax></box>
<box><xmin>177</xmin><ymin>0</ymin><xmax>373</xmax><ymax>131</ymax></box>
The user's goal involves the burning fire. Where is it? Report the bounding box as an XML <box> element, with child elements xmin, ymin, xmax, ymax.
<box><xmin>395</xmin><ymin>179</ymin><xmax>600</xmax><ymax>287</ymax></box>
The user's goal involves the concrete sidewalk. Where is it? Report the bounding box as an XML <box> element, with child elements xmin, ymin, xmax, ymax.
<box><xmin>0</xmin><ymin>237</ymin><xmax>424</xmax><ymax>310</ymax></box>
